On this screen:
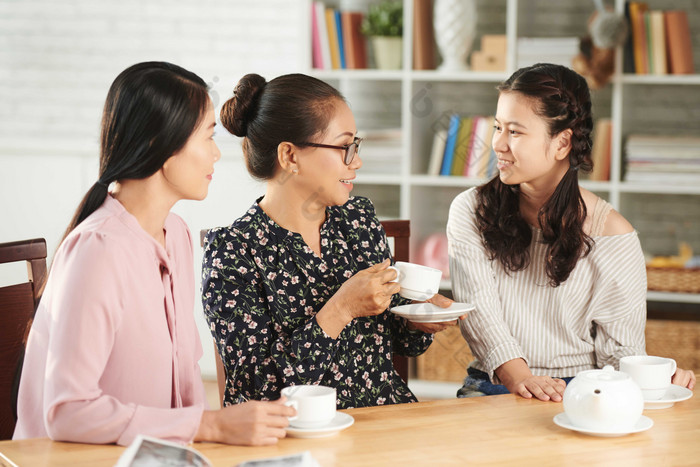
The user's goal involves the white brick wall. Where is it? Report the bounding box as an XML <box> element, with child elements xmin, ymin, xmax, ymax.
<box><xmin>0</xmin><ymin>0</ymin><xmax>305</xmax><ymax>378</ymax></box>
<box><xmin>0</xmin><ymin>0</ymin><xmax>304</xmax><ymax>147</ymax></box>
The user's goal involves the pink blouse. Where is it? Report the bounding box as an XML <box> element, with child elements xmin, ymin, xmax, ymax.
<box><xmin>14</xmin><ymin>195</ymin><xmax>206</xmax><ymax>446</ymax></box>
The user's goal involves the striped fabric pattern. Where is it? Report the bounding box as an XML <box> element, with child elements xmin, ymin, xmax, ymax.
<box><xmin>447</xmin><ymin>188</ymin><xmax>647</xmax><ymax>383</ymax></box>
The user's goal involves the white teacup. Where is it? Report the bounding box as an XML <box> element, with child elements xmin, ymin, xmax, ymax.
<box><xmin>388</xmin><ymin>261</ymin><xmax>442</xmax><ymax>301</ymax></box>
<box><xmin>620</xmin><ymin>355</ymin><xmax>677</xmax><ymax>400</ymax></box>
<box><xmin>281</xmin><ymin>385</ymin><xmax>336</xmax><ymax>428</ymax></box>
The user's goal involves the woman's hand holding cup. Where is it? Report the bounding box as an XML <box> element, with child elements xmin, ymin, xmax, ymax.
<box><xmin>316</xmin><ymin>259</ymin><xmax>400</xmax><ymax>337</ymax></box>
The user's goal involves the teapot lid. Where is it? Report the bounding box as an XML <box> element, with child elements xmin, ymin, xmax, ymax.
<box><xmin>578</xmin><ymin>365</ymin><xmax>630</xmax><ymax>382</ymax></box>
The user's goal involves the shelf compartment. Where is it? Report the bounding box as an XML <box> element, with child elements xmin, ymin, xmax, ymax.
<box><xmin>310</xmin><ymin>69</ymin><xmax>404</xmax><ymax>81</ymax></box>
<box><xmin>351</xmin><ymin>184</ymin><xmax>400</xmax><ymax>220</ymax></box>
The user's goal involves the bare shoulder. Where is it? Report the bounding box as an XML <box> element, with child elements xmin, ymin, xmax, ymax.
<box><xmin>579</xmin><ymin>188</ymin><xmax>634</xmax><ymax>237</ymax></box>
<box><xmin>601</xmin><ymin>209</ymin><xmax>635</xmax><ymax>236</ymax></box>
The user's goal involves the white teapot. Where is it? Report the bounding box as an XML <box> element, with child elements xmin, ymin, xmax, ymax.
<box><xmin>563</xmin><ymin>365</ymin><xmax>644</xmax><ymax>431</ymax></box>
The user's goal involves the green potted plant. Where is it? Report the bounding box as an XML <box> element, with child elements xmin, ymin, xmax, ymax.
<box><xmin>361</xmin><ymin>1</ymin><xmax>403</xmax><ymax>70</ymax></box>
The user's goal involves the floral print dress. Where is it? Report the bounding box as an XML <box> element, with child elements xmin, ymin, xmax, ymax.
<box><xmin>201</xmin><ymin>196</ymin><xmax>432</xmax><ymax>408</ymax></box>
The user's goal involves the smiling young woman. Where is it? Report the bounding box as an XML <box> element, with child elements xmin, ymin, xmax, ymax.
<box><xmin>13</xmin><ymin>62</ymin><xmax>294</xmax><ymax>447</ymax></box>
<box><xmin>202</xmin><ymin>73</ymin><xmax>456</xmax><ymax>410</ymax></box>
<box><xmin>447</xmin><ymin>63</ymin><xmax>695</xmax><ymax>403</ymax></box>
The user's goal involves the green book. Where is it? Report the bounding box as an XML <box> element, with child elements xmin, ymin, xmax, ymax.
<box><xmin>450</xmin><ymin>117</ymin><xmax>473</xmax><ymax>176</ymax></box>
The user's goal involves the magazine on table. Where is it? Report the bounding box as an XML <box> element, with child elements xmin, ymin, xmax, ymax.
<box><xmin>115</xmin><ymin>435</ymin><xmax>212</xmax><ymax>467</ymax></box>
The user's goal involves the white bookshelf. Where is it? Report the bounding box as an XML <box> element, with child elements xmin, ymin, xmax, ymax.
<box><xmin>303</xmin><ymin>0</ymin><xmax>700</xmax><ymax>306</ymax></box>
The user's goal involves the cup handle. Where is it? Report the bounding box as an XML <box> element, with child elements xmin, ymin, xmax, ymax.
<box><xmin>388</xmin><ymin>266</ymin><xmax>400</xmax><ymax>283</ymax></box>
<box><xmin>669</xmin><ymin>358</ymin><xmax>677</xmax><ymax>379</ymax></box>
<box><xmin>284</xmin><ymin>399</ymin><xmax>298</xmax><ymax>422</ymax></box>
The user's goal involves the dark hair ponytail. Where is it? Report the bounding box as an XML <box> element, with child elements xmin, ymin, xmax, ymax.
<box><xmin>220</xmin><ymin>73</ymin><xmax>344</xmax><ymax>180</ymax></box>
<box><xmin>477</xmin><ymin>63</ymin><xmax>594</xmax><ymax>287</ymax></box>
<box><xmin>60</xmin><ymin>61</ymin><xmax>209</xmax><ymax>244</ymax></box>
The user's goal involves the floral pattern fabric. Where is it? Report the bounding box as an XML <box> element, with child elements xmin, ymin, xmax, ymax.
<box><xmin>201</xmin><ymin>196</ymin><xmax>432</xmax><ymax>409</ymax></box>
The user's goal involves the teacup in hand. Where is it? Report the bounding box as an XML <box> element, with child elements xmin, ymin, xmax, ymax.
<box><xmin>620</xmin><ymin>355</ymin><xmax>677</xmax><ymax>400</ymax></box>
<box><xmin>281</xmin><ymin>385</ymin><xmax>336</xmax><ymax>428</ymax></box>
<box><xmin>388</xmin><ymin>261</ymin><xmax>442</xmax><ymax>301</ymax></box>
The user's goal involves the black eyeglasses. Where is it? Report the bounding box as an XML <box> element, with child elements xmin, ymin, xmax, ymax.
<box><xmin>296</xmin><ymin>136</ymin><xmax>363</xmax><ymax>165</ymax></box>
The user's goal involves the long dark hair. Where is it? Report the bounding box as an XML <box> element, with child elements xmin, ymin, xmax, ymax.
<box><xmin>476</xmin><ymin>63</ymin><xmax>594</xmax><ymax>287</ymax></box>
<box><xmin>220</xmin><ymin>73</ymin><xmax>344</xmax><ymax>180</ymax></box>
<box><xmin>60</xmin><ymin>61</ymin><xmax>209</xmax><ymax>244</ymax></box>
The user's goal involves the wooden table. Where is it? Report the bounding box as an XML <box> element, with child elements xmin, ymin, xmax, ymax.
<box><xmin>1</xmin><ymin>393</ymin><xmax>698</xmax><ymax>466</ymax></box>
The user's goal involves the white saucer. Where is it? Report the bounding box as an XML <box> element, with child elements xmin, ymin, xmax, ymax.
<box><xmin>553</xmin><ymin>413</ymin><xmax>653</xmax><ymax>437</ymax></box>
<box><xmin>644</xmin><ymin>384</ymin><xmax>693</xmax><ymax>410</ymax></box>
<box><xmin>390</xmin><ymin>302</ymin><xmax>474</xmax><ymax>323</ymax></box>
<box><xmin>286</xmin><ymin>412</ymin><xmax>354</xmax><ymax>439</ymax></box>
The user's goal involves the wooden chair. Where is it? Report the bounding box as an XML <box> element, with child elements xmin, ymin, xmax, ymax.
<box><xmin>0</xmin><ymin>238</ymin><xmax>47</xmax><ymax>440</ymax></box>
<box><xmin>380</xmin><ymin>220</ymin><xmax>411</xmax><ymax>383</ymax></box>
<box><xmin>200</xmin><ymin>220</ymin><xmax>412</xmax><ymax>405</ymax></box>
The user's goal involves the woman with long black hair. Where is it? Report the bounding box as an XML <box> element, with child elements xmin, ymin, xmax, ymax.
<box><xmin>14</xmin><ymin>62</ymin><xmax>293</xmax><ymax>446</ymax></box>
<box><xmin>448</xmin><ymin>63</ymin><xmax>695</xmax><ymax>401</ymax></box>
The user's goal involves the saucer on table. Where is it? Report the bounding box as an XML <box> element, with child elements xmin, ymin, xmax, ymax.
<box><xmin>389</xmin><ymin>302</ymin><xmax>474</xmax><ymax>323</ymax></box>
<box><xmin>644</xmin><ymin>384</ymin><xmax>693</xmax><ymax>410</ymax></box>
<box><xmin>286</xmin><ymin>412</ymin><xmax>354</xmax><ymax>439</ymax></box>
<box><xmin>553</xmin><ymin>413</ymin><xmax>653</xmax><ymax>437</ymax></box>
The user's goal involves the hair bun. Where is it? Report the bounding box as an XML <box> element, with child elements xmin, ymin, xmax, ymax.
<box><xmin>220</xmin><ymin>73</ymin><xmax>267</xmax><ymax>137</ymax></box>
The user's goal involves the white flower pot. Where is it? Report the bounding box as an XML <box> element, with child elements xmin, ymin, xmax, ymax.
<box><xmin>434</xmin><ymin>0</ymin><xmax>477</xmax><ymax>71</ymax></box>
<box><xmin>371</xmin><ymin>36</ymin><xmax>403</xmax><ymax>70</ymax></box>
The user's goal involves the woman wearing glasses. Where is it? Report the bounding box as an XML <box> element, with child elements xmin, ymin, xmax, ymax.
<box><xmin>202</xmin><ymin>73</ymin><xmax>455</xmax><ymax>408</ymax></box>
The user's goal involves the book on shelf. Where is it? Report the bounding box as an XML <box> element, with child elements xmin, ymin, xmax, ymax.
<box><xmin>427</xmin><ymin>129</ymin><xmax>447</xmax><ymax>176</ymax></box>
<box><xmin>312</xmin><ymin>2</ymin><xmax>332</xmax><ymax>70</ymax></box>
<box><xmin>587</xmin><ymin>118</ymin><xmax>612</xmax><ymax>182</ymax></box>
<box><xmin>357</xmin><ymin>127</ymin><xmax>401</xmax><ymax>174</ymax></box>
<box><xmin>467</xmin><ymin>117</ymin><xmax>494</xmax><ymax>178</ymax></box>
<box><xmin>413</xmin><ymin>0</ymin><xmax>435</xmax><ymax>70</ymax></box>
<box><xmin>626</xmin><ymin>2</ymin><xmax>695</xmax><ymax>75</ymax></box>
<box><xmin>439</xmin><ymin>114</ymin><xmax>461</xmax><ymax>176</ymax></box>
<box><xmin>625</xmin><ymin>134</ymin><xmax>700</xmax><ymax>184</ymax></box>
<box><xmin>311</xmin><ymin>2</ymin><xmax>323</xmax><ymax>69</ymax></box>
<box><xmin>325</xmin><ymin>8</ymin><xmax>341</xmax><ymax>69</ymax></box>
<box><xmin>334</xmin><ymin>9</ymin><xmax>346</xmax><ymax>69</ymax></box>
<box><xmin>649</xmin><ymin>10</ymin><xmax>667</xmax><ymax>75</ymax></box>
<box><xmin>312</xmin><ymin>3</ymin><xmax>369</xmax><ymax>70</ymax></box>
<box><xmin>623</xmin><ymin>1</ymin><xmax>636</xmax><ymax>73</ymax></box>
<box><xmin>428</xmin><ymin>115</ymin><xmax>495</xmax><ymax>178</ymax></box>
<box><xmin>342</xmin><ymin>11</ymin><xmax>367</xmax><ymax>69</ymax></box>
<box><xmin>629</xmin><ymin>2</ymin><xmax>649</xmax><ymax>74</ymax></box>
<box><xmin>451</xmin><ymin>117</ymin><xmax>473</xmax><ymax>176</ymax></box>
<box><xmin>664</xmin><ymin>10</ymin><xmax>694</xmax><ymax>74</ymax></box>
<box><xmin>644</xmin><ymin>11</ymin><xmax>654</xmax><ymax>74</ymax></box>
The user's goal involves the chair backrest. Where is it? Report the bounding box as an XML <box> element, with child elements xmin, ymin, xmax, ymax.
<box><xmin>380</xmin><ymin>220</ymin><xmax>411</xmax><ymax>383</ymax></box>
<box><xmin>0</xmin><ymin>238</ymin><xmax>47</xmax><ymax>440</ymax></box>
<box><xmin>200</xmin><ymin>220</ymin><xmax>412</xmax><ymax>405</ymax></box>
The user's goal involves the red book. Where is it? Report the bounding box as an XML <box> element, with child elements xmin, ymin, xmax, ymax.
<box><xmin>311</xmin><ymin>2</ymin><xmax>323</xmax><ymax>69</ymax></box>
<box><xmin>341</xmin><ymin>12</ymin><xmax>367</xmax><ymax>69</ymax></box>
<box><xmin>664</xmin><ymin>10</ymin><xmax>695</xmax><ymax>74</ymax></box>
<box><xmin>413</xmin><ymin>0</ymin><xmax>436</xmax><ymax>70</ymax></box>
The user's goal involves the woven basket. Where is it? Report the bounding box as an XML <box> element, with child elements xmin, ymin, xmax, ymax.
<box><xmin>416</xmin><ymin>326</ymin><xmax>473</xmax><ymax>382</ymax></box>
<box><xmin>646</xmin><ymin>319</ymin><xmax>700</xmax><ymax>370</ymax></box>
<box><xmin>646</xmin><ymin>267</ymin><xmax>700</xmax><ymax>294</ymax></box>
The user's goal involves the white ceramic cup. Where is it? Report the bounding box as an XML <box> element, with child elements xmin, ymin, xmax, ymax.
<box><xmin>619</xmin><ymin>355</ymin><xmax>677</xmax><ymax>400</ymax></box>
<box><xmin>388</xmin><ymin>261</ymin><xmax>442</xmax><ymax>301</ymax></box>
<box><xmin>281</xmin><ymin>385</ymin><xmax>336</xmax><ymax>428</ymax></box>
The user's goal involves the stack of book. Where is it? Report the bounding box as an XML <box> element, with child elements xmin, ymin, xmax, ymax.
<box><xmin>624</xmin><ymin>134</ymin><xmax>700</xmax><ymax>184</ymax></box>
<box><xmin>427</xmin><ymin>115</ymin><xmax>497</xmax><ymax>178</ymax></box>
<box><xmin>625</xmin><ymin>2</ymin><xmax>694</xmax><ymax>74</ymax></box>
<box><xmin>311</xmin><ymin>2</ymin><xmax>367</xmax><ymax>70</ymax></box>
<box><xmin>516</xmin><ymin>37</ymin><xmax>579</xmax><ymax>69</ymax></box>
<box><xmin>357</xmin><ymin>128</ymin><xmax>402</xmax><ymax>174</ymax></box>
